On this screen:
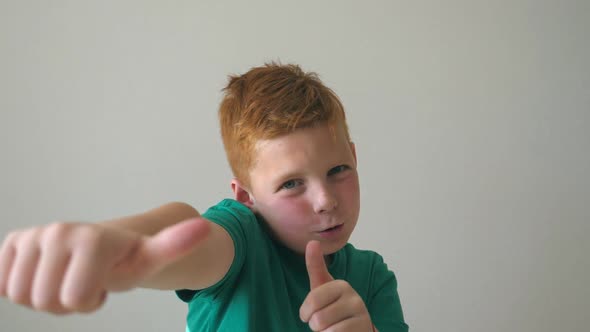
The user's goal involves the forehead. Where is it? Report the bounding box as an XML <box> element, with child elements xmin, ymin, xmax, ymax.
<box><xmin>249</xmin><ymin>124</ymin><xmax>352</xmax><ymax>181</ymax></box>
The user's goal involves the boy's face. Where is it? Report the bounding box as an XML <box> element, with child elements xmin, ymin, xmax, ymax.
<box><xmin>232</xmin><ymin>123</ymin><xmax>360</xmax><ymax>255</ymax></box>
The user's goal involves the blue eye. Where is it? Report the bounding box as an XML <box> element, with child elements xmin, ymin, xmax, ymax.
<box><xmin>280</xmin><ymin>179</ymin><xmax>302</xmax><ymax>190</ymax></box>
<box><xmin>328</xmin><ymin>165</ymin><xmax>349</xmax><ymax>176</ymax></box>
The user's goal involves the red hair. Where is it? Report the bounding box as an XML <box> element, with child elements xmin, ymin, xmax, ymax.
<box><xmin>219</xmin><ymin>62</ymin><xmax>350</xmax><ymax>186</ymax></box>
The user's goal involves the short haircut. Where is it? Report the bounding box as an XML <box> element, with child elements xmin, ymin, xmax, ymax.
<box><xmin>219</xmin><ymin>62</ymin><xmax>350</xmax><ymax>187</ymax></box>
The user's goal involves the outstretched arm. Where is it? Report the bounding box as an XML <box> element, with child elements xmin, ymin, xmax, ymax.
<box><xmin>0</xmin><ymin>201</ymin><xmax>234</xmax><ymax>314</ymax></box>
<box><xmin>100</xmin><ymin>201</ymin><xmax>235</xmax><ymax>290</ymax></box>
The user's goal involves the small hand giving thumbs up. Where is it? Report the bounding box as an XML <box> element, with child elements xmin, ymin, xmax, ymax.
<box><xmin>299</xmin><ymin>240</ymin><xmax>377</xmax><ymax>332</ymax></box>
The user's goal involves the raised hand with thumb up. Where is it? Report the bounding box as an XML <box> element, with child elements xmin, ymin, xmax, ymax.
<box><xmin>0</xmin><ymin>203</ymin><xmax>233</xmax><ymax>315</ymax></box>
<box><xmin>300</xmin><ymin>240</ymin><xmax>377</xmax><ymax>332</ymax></box>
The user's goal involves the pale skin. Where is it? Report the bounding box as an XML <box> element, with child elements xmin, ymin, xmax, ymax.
<box><xmin>0</xmin><ymin>123</ymin><xmax>377</xmax><ymax>331</ymax></box>
<box><xmin>0</xmin><ymin>202</ymin><xmax>233</xmax><ymax>314</ymax></box>
<box><xmin>303</xmin><ymin>240</ymin><xmax>376</xmax><ymax>332</ymax></box>
<box><xmin>234</xmin><ymin>124</ymin><xmax>376</xmax><ymax>331</ymax></box>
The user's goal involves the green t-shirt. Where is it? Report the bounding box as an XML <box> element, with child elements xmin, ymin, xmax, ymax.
<box><xmin>176</xmin><ymin>199</ymin><xmax>408</xmax><ymax>331</ymax></box>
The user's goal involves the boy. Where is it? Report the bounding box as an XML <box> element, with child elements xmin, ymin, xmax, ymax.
<box><xmin>0</xmin><ymin>63</ymin><xmax>408</xmax><ymax>331</ymax></box>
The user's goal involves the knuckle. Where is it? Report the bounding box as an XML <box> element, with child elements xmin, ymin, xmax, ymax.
<box><xmin>74</xmin><ymin>225</ymin><xmax>103</xmax><ymax>248</ymax></box>
<box><xmin>2</xmin><ymin>231</ymin><xmax>20</xmax><ymax>245</ymax></box>
<box><xmin>351</xmin><ymin>296</ymin><xmax>367</xmax><ymax>312</ymax></box>
<box><xmin>306</xmin><ymin>297</ymin><xmax>320</xmax><ymax>311</ymax></box>
<box><xmin>15</xmin><ymin>228</ymin><xmax>40</xmax><ymax>249</ymax></box>
<box><xmin>43</xmin><ymin>222</ymin><xmax>72</xmax><ymax>244</ymax></box>
<box><xmin>43</xmin><ymin>223</ymin><xmax>104</xmax><ymax>251</ymax></box>
<box><xmin>334</xmin><ymin>279</ymin><xmax>350</xmax><ymax>288</ymax></box>
<box><xmin>0</xmin><ymin>233</ymin><xmax>17</xmax><ymax>262</ymax></box>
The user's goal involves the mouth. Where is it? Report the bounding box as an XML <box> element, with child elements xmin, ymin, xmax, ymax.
<box><xmin>320</xmin><ymin>224</ymin><xmax>343</xmax><ymax>232</ymax></box>
<box><xmin>317</xmin><ymin>224</ymin><xmax>344</xmax><ymax>238</ymax></box>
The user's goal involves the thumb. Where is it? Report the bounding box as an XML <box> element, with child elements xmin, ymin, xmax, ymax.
<box><xmin>106</xmin><ymin>217</ymin><xmax>210</xmax><ymax>291</ymax></box>
<box><xmin>305</xmin><ymin>240</ymin><xmax>334</xmax><ymax>289</ymax></box>
<box><xmin>140</xmin><ymin>217</ymin><xmax>211</xmax><ymax>270</ymax></box>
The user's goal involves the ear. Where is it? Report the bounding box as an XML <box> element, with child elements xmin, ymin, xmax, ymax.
<box><xmin>231</xmin><ymin>178</ymin><xmax>256</xmax><ymax>210</ymax></box>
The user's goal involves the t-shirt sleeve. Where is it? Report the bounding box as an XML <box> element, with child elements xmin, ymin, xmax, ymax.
<box><xmin>175</xmin><ymin>199</ymin><xmax>255</xmax><ymax>303</ymax></box>
<box><xmin>367</xmin><ymin>254</ymin><xmax>409</xmax><ymax>332</ymax></box>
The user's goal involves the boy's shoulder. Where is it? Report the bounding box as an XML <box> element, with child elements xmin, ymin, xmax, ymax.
<box><xmin>201</xmin><ymin>199</ymin><xmax>255</xmax><ymax>222</ymax></box>
<box><xmin>206</xmin><ymin>198</ymin><xmax>249</xmax><ymax>211</ymax></box>
<box><xmin>340</xmin><ymin>242</ymin><xmax>387</xmax><ymax>264</ymax></box>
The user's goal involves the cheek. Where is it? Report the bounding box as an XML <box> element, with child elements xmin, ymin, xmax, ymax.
<box><xmin>265</xmin><ymin>197</ymin><xmax>311</xmax><ymax>229</ymax></box>
<box><xmin>338</xmin><ymin>175</ymin><xmax>360</xmax><ymax>204</ymax></box>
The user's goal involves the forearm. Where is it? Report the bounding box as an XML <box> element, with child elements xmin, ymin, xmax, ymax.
<box><xmin>140</xmin><ymin>221</ymin><xmax>234</xmax><ymax>290</ymax></box>
<box><xmin>101</xmin><ymin>201</ymin><xmax>201</xmax><ymax>236</ymax></box>
<box><xmin>99</xmin><ymin>202</ymin><xmax>234</xmax><ymax>291</ymax></box>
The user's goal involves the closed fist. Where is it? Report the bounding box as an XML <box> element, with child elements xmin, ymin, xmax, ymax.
<box><xmin>300</xmin><ymin>240</ymin><xmax>375</xmax><ymax>332</ymax></box>
<box><xmin>0</xmin><ymin>218</ymin><xmax>209</xmax><ymax>314</ymax></box>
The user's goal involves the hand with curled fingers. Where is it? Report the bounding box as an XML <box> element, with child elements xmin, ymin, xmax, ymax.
<box><xmin>0</xmin><ymin>218</ymin><xmax>209</xmax><ymax>314</ymax></box>
<box><xmin>300</xmin><ymin>240</ymin><xmax>377</xmax><ymax>332</ymax></box>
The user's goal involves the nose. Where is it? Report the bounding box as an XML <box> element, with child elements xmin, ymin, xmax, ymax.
<box><xmin>313</xmin><ymin>184</ymin><xmax>338</xmax><ymax>214</ymax></box>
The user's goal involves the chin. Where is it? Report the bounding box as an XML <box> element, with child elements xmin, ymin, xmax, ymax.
<box><xmin>321</xmin><ymin>239</ymin><xmax>349</xmax><ymax>255</ymax></box>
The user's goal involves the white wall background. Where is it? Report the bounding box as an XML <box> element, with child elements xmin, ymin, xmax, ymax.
<box><xmin>1</xmin><ymin>1</ymin><xmax>588</xmax><ymax>331</ymax></box>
